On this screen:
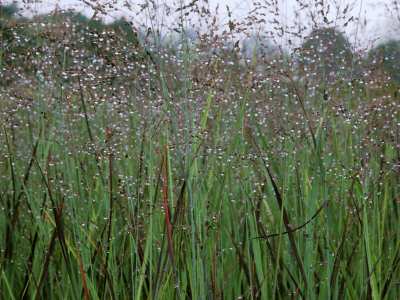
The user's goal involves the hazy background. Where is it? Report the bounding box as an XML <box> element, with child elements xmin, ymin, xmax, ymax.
<box><xmin>4</xmin><ymin>0</ymin><xmax>397</xmax><ymax>47</ymax></box>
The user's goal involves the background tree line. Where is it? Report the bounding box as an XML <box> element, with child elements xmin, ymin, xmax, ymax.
<box><xmin>1</xmin><ymin>3</ymin><xmax>399</xmax><ymax>88</ymax></box>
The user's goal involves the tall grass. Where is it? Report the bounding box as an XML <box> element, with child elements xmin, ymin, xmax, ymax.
<box><xmin>0</xmin><ymin>0</ymin><xmax>399</xmax><ymax>299</ymax></box>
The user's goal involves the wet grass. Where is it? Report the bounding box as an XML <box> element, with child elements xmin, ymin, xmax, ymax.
<box><xmin>0</xmin><ymin>72</ymin><xmax>399</xmax><ymax>299</ymax></box>
<box><xmin>0</xmin><ymin>8</ymin><xmax>399</xmax><ymax>297</ymax></box>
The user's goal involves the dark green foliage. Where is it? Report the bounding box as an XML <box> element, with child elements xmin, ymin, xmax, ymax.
<box><xmin>0</xmin><ymin>4</ymin><xmax>17</xmax><ymax>41</ymax></box>
<box><xmin>369</xmin><ymin>40</ymin><xmax>400</xmax><ymax>83</ymax></box>
<box><xmin>0</xmin><ymin>5</ymin><xmax>146</xmax><ymax>88</ymax></box>
<box><xmin>0</xmin><ymin>3</ymin><xmax>18</xmax><ymax>18</ymax></box>
<box><xmin>299</xmin><ymin>27</ymin><xmax>353</xmax><ymax>81</ymax></box>
<box><xmin>111</xmin><ymin>18</ymin><xmax>139</xmax><ymax>44</ymax></box>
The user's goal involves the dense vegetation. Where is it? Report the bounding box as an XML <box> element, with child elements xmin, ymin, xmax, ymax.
<box><xmin>0</xmin><ymin>2</ymin><xmax>399</xmax><ymax>299</ymax></box>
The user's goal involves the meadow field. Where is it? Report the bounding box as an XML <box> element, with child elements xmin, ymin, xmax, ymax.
<box><xmin>0</xmin><ymin>1</ymin><xmax>399</xmax><ymax>299</ymax></box>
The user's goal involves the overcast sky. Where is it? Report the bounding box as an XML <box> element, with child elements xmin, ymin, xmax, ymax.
<box><xmin>7</xmin><ymin>0</ymin><xmax>397</xmax><ymax>47</ymax></box>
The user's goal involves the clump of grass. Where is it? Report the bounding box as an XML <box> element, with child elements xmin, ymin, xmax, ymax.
<box><xmin>0</xmin><ymin>0</ymin><xmax>399</xmax><ymax>299</ymax></box>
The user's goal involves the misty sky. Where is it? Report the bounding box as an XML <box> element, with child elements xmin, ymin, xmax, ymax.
<box><xmin>8</xmin><ymin>0</ymin><xmax>397</xmax><ymax>47</ymax></box>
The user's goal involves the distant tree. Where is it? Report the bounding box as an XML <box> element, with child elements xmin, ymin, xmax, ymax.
<box><xmin>0</xmin><ymin>4</ymin><xmax>18</xmax><ymax>40</ymax></box>
<box><xmin>0</xmin><ymin>3</ymin><xmax>18</xmax><ymax>19</ymax></box>
<box><xmin>298</xmin><ymin>27</ymin><xmax>353</xmax><ymax>82</ymax></box>
<box><xmin>111</xmin><ymin>18</ymin><xmax>140</xmax><ymax>44</ymax></box>
<box><xmin>369</xmin><ymin>39</ymin><xmax>400</xmax><ymax>83</ymax></box>
<box><xmin>0</xmin><ymin>4</ymin><xmax>150</xmax><ymax>89</ymax></box>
